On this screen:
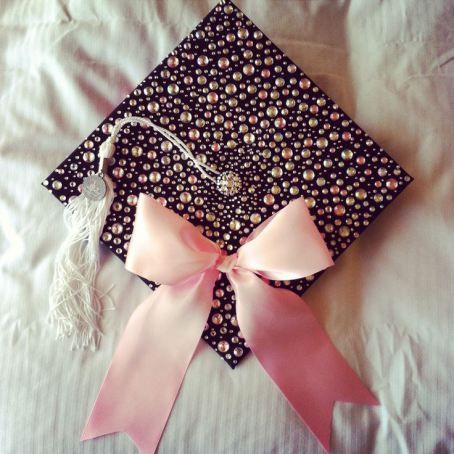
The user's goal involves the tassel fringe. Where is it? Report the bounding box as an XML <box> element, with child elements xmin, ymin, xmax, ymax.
<box><xmin>49</xmin><ymin>177</ymin><xmax>114</xmax><ymax>351</ymax></box>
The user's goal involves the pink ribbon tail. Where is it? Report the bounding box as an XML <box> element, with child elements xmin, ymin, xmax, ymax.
<box><xmin>231</xmin><ymin>269</ymin><xmax>378</xmax><ymax>453</ymax></box>
<box><xmin>81</xmin><ymin>269</ymin><xmax>218</xmax><ymax>453</ymax></box>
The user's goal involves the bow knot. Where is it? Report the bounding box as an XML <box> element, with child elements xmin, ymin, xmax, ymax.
<box><xmin>82</xmin><ymin>194</ymin><xmax>378</xmax><ymax>454</ymax></box>
<box><xmin>216</xmin><ymin>252</ymin><xmax>238</xmax><ymax>273</ymax></box>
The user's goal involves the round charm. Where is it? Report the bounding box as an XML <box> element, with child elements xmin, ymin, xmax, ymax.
<box><xmin>216</xmin><ymin>171</ymin><xmax>242</xmax><ymax>196</ymax></box>
<box><xmin>82</xmin><ymin>174</ymin><xmax>106</xmax><ymax>201</ymax></box>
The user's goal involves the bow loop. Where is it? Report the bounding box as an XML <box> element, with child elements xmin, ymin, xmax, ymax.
<box><xmin>237</xmin><ymin>198</ymin><xmax>334</xmax><ymax>280</ymax></box>
<box><xmin>125</xmin><ymin>194</ymin><xmax>220</xmax><ymax>285</ymax></box>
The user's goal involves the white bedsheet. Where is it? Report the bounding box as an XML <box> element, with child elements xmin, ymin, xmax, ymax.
<box><xmin>0</xmin><ymin>1</ymin><xmax>453</xmax><ymax>453</ymax></box>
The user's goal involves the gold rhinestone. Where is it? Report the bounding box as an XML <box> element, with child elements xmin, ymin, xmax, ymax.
<box><xmin>275</xmin><ymin>77</ymin><xmax>285</xmax><ymax>87</ymax></box>
<box><xmin>225</xmin><ymin>83</ymin><xmax>237</xmax><ymax>94</ymax></box>
<box><xmin>218</xmin><ymin>57</ymin><xmax>230</xmax><ymax>69</ymax></box>
<box><xmin>323</xmin><ymin>159</ymin><xmax>332</xmax><ymax>168</ymax></box>
<box><xmin>386</xmin><ymin>178</ymin><xmax>398</xmax><ymax>190</ymax></box>
<box><xmin>243</xmin><ymin>64</ymin><xmax>255</xmax><ymax>76</ymax></box>
<box><xmin>238</xmin><ymin>27</ymin><xmax>249</xmax><ymax>39</ymax></box>
<box><xmin>355</xmin><ymin>188</ymin><xmax>367</xmax><ymax>200</ymax></box>
<box><xmin>247</xmin><ymin>84</ymin><xmax>257</xmax><ymax>94</ymax></box>
<box><xmin>334</xmin><ymin>204</ymin><xmax>346</xmax><ymax>216</ymax></box>
<box><xmin>339</xmin><ymin>226</ymin><xmax>350</xmax><ymax>237</ymax></box>
<box><xmin>149</xmin><ymin>171</ymin><xmax>161</xmax><ymax>183</ymax></box>
<box><xmin>131</xmin><ymin>146</ymin><xmax>142</xmax><ymax>157</ymax></box>
<box><xmin>244</xmin><ymin>133</ymin><xmax>255</xmax><ymax>144</ymax></box>
<box><xmin>233</xmin><ymin>347</ymin><xmax>243</xmax><ymax>357</ymax></box>
<box><xmin>188</xmin><ymin>129</ymin><xmax>200</xmax><ymax>140</ymax></box>
<box><xmin>299</xmin><ymin>78</ymin><xmax>311</xmax><ymax>89</ymax></box>
<box><xmin>147</xmin><ymin>101</ymin><xmax>159</xmax><ymax>113</ymax></box>
<box><xmin>207</xmin><ymin>91</ymin><xmax>218</xmax><ymax>104</ymax></box>
<box><xmin>303</xmin><ymin>170</ymin><xmax>315</xmax><ymax>181</ymax></box>
<box><xmin>167</xmin><ymin>56</ymin><xmax>179</xmax><ymax>68</ymax></box>
<box><xmin>239</xmin><ymin>124</ymin><xmax>248</xmax><ymax>134</ymax></box>
<box><xmin>250</xmin><ymin>213</ymin><xmax>262</xmax><ymax>224</ymax></box>
<box><xmin>167</xmin><ymin>83</ymin><xmax>179</xmax><ymax>95</ymax></box>
<box><xmin>83</xmin><ymin>152</ymin><xmax>95</xmax><ymax>162</ymax></box>
<box><xmin>229</xmin><ymin>219</ymin><xmax>241</xmax><ymax>231</ymax></box>
<box><xmin>180</xmin><ymin>192</ymin><xmax>192</xmax><ymax>203</ymax></box>
<box><xmin>306</xmin><ymin>197</ymin><xmax>316</xmax><ymax>208</ymax></box>
<box><xmin>308</xmin><ymin>118</ymin><xmax>318</xmax><ymax>127</ymax></box>
<box><xmin>160</xmin><ymin>141</ymin><xmax>174</xmax><ymax>153</ymax></box>
<box><xmin>271</xmin><ymin>167</ymin><xmax>283</xmax><ymax>178</ymax></box>
<box><xmin>264</xmin><ymin>194</ymin><xmax>275</xmax><ymax>205</ymax></box>
<box><xmin>316</xmin><ymin>137</ymin><xmax>328</xmax><ymax>149</ymax></box>
<box><xmin>112</xmin><ymin>223</ymin><xmax>123</xmax><ymax>235</ymax></box>
<box><xmin>281</xmin><ymin>147</ymin><xmax>293</xmax><ymax>159</ymax></box>
<box><xmin>357</xmin><ymin>156</ymin><xmax>366</xmax><ymax>165</ymax></box>
<box><xmin>217</xmin><ymin>341</ymin><xmax>230</xmax><ymax>352</ymax></box>
<box><xmin>290</xmin><ymin>186</ymin><xmax>300</xmax><ymax>195</ymax></box>
<box><xmin>325</xmin><ymin>224</ymin><xmax>334</xmax><ymax>233</ymax></box>
<box><xmin>180</xmin><ymin>111</ymin><xmax>192</xmax><ymax>123</ymax></box>
<box><xmin>212</xmin><ymin>313</ymin><xmax>223</xmax><ymax>324</ymax></box>
<box><xmin>266</xmin><ymin>106</ymin><xmax>278</xmax><ymax>117</ymax></box>
<box><xmin>197</xmin><ymin>55</ymin><xmax>209</xmax><ymax>66</ymax></box>
<box><xmin>127</xmin><ymin>195</ymin><xmax>138</xmax><ymax>206</ymax></box>
<box><xmin>274</xmin><ymin>117</ymin><xmax>286</xmax><ymax>128</ymax></box>
<box><xmin>342</xmin><ymin>149</ymin><xmax>353</xmax><ymax>160</ymax></box>
<box><xmin>102</xmin><ymin>232</ymin><xmax>112</xmax><ymax>241</ymax></box>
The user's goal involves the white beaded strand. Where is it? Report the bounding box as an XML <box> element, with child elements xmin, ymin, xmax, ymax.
<box><xmin>108</xmin><ymin>116</ymin><xmax>242</xmax><ymax>195</ymax></box>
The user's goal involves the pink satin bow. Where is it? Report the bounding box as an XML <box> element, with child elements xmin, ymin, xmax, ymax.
<box><xmin>82</xmin><ymin>193</ymin><xmax>378</xmax><ymax>453</ymax></box>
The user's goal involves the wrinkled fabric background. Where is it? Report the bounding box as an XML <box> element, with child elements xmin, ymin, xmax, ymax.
<box><xmin>0</xmin><ymin>1</ymin><xmax>453</xmax><ymax>453</ymax></box>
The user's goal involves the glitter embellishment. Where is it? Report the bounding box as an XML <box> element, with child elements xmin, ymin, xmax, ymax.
<box><xmin>216</xmin><ymin>171</ymin><xmax>242</xmax><ymax>196</ymax></box>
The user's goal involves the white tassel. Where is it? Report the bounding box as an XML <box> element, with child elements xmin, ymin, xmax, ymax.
<box><xmin>49</xmin><ymin>140</ymin><xmax>116</xmax><ymax>351</ymax></box>
<box><xmin>48</xmin><ymin>116</ymin><xmax>217</xmax><ymax>351</ymax></box>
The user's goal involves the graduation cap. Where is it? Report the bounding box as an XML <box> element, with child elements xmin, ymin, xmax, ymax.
<box><xmin>43</xmin><ymin>0</ymin><xmax>411</xmax><ymax>368</ymax></box>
